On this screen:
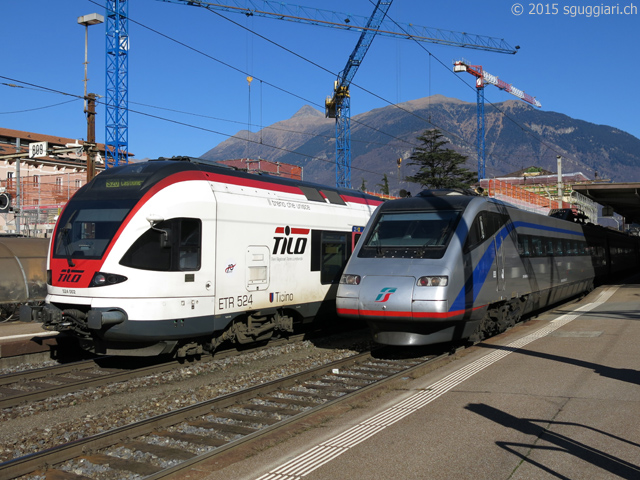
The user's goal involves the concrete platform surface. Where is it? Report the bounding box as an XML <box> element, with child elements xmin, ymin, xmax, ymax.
<box><xmin>0</xmin><ymin>321</ymin><xmax>58</xmax><ymax>359</ymax></box>
<box><xmin>183</xmin><ymin>284</ymin><xmax>640</xmax><ymax>480</ymax></box>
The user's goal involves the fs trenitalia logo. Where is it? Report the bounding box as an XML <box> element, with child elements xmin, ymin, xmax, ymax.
<box><xmin>272</xmin><ymin>226</ymin><xmax>310</xmax><ymax>255</ymax></box>
<box><xmin>375</xmin><ymin>287</ymin><xmax>397</xmax><ymax>302</ymax></box>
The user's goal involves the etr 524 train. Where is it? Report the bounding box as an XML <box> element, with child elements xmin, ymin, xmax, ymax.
<box><xmin>28</xmin><ymin>158</ymin><xmax>381</xmax><ymax>356</ymax></box>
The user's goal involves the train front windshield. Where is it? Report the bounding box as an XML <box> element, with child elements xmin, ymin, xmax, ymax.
<box><xmin>53</xmin><ymin>199</ymin><xmax>135</xmax><ymax>261</ymax></box>
<box><xmin>360</xmin><ymin>210</ymin><xmax>461</xmax><ymax>258</ymax></box>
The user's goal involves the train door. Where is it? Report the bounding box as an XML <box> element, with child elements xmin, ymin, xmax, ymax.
<box><xmin>489</xmin><ymin>212</ymin><xmax>506</xmax><ymax>293</ymax></box>
<box><xmin>495</xmin><ymin>239</ymin><xmax>506</xmax><ymax>292</ymax></box>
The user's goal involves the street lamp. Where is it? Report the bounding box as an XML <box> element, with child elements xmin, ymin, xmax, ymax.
<box><xmin>78</xmin><ymin>13</ymin><xmax>104</xmax><ymax>113</ymax></box>
<box><xmin>78</xmin><ymin>13</ymin><xmax>104</xmax><ymax>183</ymax></box>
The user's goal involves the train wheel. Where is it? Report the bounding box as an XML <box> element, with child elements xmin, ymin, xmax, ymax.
<box><xmin>468</xmin><ymin>311</ymin><xmax>493</xmax><ymax>343</ymax></box>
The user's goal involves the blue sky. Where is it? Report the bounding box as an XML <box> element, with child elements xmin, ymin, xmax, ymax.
<box><xmin>3</xmin><ymin>0</ymin><xmax>639</xmax><ymax>178</ymax></box>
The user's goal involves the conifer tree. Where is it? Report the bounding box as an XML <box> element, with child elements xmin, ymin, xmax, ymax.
<box><xmin>377</xmin><ymin>174</ymin><xmax>390</xmax><ymax>195</ymax></box>
<box><xmin>406</xmin><ymin>129</ymin><xmax>476</xmax><ymax>189</ymax></box>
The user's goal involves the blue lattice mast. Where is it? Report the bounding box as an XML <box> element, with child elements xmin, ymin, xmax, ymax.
<box><xmin>105</xmin><ymin>0</ymin><xmax>129</xmax><ymax>167</ymax></box>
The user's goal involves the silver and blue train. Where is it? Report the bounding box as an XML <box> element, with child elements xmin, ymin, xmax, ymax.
<box><xmin>336</xmin><ymin>189</ymin><xmax>639</xmax><ymax>346</ymax></box>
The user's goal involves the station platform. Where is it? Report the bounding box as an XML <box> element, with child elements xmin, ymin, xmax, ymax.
<box><xmin>0</xmin><ymin>320</ymin><xmax>59</xmax><ymax>362</ymax></box>
<box><xmin>187</xmin><ymin>282</ymin><xmax>640</xmax><ymax>480</ymax></box>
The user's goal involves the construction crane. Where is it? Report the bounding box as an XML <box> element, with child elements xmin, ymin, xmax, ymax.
<box><xmin>105</xmin><ymin>0</ymin><xmax>129</xmax><ymax>168</ymax></box>
<box><xmin>324</xmin><ymin>0</ymin><xmax>392</xmax><ymax>188</ymax></box>
<box><xmin>103</xmin><ymin>1</ymin><xmax>518</xmax><ymax>185</ymax></box>
<box><xmin>157</xmin><ymin>1</ymin><xmax>518</xmax><ymax>54</ymax></box>
<box><xmin>454</xmin><ymin>59</ymin><xmax>540</xmax><ymax>181</ymax></box>
<box><xmin>157</xmin><ymin>1</ymin><xmax>517</xmax><ymax>188</ymax></box>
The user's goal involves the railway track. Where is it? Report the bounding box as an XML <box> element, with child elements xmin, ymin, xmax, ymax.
<box><xmin>0</xmin><ymin>347</ymin><xmax>452</xmax><ymax>479</ymax></box>
<box><xmin>0</xmin><ymin>331</ymin><xmax>336</xmax><ymax>410</ymax></box>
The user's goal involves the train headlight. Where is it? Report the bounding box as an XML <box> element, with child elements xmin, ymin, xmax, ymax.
<box><xmin>89</xmin><ymin>272</ymin><xmax>128</xmax><ymax>287</ymax></box>
<box><xmin>417</xmin><ymin>276</ymin><xmax>448</xmax><ymax>287</ymax></box>
<box><xmin>340</xmin><ymin>274</ymin><xmax>361</xmax><ymax>285</ymax></box>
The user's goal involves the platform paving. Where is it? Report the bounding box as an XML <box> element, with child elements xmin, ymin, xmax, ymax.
<box><xmin>187</xmin><ymin>283</ymin><xmax>640</xmax><ymax>480</ymax></box>
<box><xmin>0</xmin><ymin>321</ymin><xmax>59</xmax><ymax>359</ymax></box>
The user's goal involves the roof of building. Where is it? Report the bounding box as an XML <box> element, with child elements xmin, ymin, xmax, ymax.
<box><xmin>0</xmin><ymin>127</ymin><xmax>133</xmax><ymax>170</ymax></box>
<box><xmin>573</xmin><ymin>183</ymin><xmax>640</xmax><ymax>225</ymax></box>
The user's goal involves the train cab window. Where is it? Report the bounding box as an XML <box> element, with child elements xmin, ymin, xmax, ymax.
<box><xmin>359</xmin><ymin>210</ymin><xmax>460</xmax><ymax>259</ymax></box>
<box><xmin>53</xmin><ymin>203</ymin><xmax>131</xmax><ymax>260</ymax></box>
<box><xmin>120</xmin><ymin>218</ymin><xmax>201</xmax><ymax>272</ymax></box>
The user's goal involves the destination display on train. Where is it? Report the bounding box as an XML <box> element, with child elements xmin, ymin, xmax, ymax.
<box><xmin>102</xmin><ymin>177</ymin><xmax>145</xmax><ymax>189</ymax></box>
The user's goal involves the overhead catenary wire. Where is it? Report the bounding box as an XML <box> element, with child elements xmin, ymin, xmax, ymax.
<box><xmin>15</xmin><ymin>1</ymin><xmax>597</xmax><ymax>180</ymax></box>
<box><xmin>0</xmin><ymin>75</ymin><xmax>389</xmax><ymax>179</ymax></box>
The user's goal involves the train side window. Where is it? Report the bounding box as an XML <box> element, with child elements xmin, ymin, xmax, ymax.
<box><xmin>546</xmin><ymin>239</ymin><xmax>554</xmax><ymax>256</ymax></box>
<box><xmin>555</xmin><ymin>239</ymin><xmax>563</xmax><ymax>256</ymax></box>
<box><xmin>582</xmin><ymin>242</ymin><xmax>590</xmax><ymax>256</ymax></box>
<box><xmin>520</xmin><ymin>236</ymin><xmax>531</xmax><ymax>257</ymax></box>
<box><xmin>120</xmin><ymin>218</ymin><xmax>201</xmax><ymax>272</ymax></box>
<box><xmin>463</xmin><ymin>213</ymin><xmax>486</xmax><ymax>253</ymax></box>
<box><xmin>532</xmin><ymin>237</ymin><xmax>543</xmax><ymax>257</ymax></box>
<box><xmin>178</xmin><ymin>219</ymin><xmax>201</xmax><ymax>271</ymax></box>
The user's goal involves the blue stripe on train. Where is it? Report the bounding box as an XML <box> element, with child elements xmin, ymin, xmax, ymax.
<box><xmin>449</xmin><ymin>220</ymin><xmax>584</xmax><ymax>313</ymax></box>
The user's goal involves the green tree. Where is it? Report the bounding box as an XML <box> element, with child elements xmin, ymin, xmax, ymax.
<box><xmin>377</xmin><ymin>174</ymin><xmax>390</xmax><ymax>196</ymax></box>
<box><xmin>405</xmin><ymin>129</ymin><xmax>476</xmax><ymax>189</ymax></box>
<box><xmin>359</xmin><ymin>178</ymin><xmax>367</xmax><ymax>192</ymax></box>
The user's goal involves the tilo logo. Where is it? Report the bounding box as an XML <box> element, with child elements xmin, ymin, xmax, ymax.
<box><xmin>58</xmin><ymin>268</ymin><xmax>84</xmax><ymax>283</ymax></box>
<box><xmin>272</xmin><ymin>226</ymin><xmax>309</xmax><ymax>255</ymax></box>
<box><xmin>375</xmin><ymin>287</ymin><xmax>397</xmax><ymax>302</ymax></box>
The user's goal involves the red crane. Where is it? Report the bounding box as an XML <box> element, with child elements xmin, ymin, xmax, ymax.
<box><xmin>454</xmin><ymin>60</ymin><xmax>541</xmax><ymax>180</ymax></box>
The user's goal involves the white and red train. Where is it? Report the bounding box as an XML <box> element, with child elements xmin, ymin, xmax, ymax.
<box><xmin>29</xmin><ymin>157</ymin><xmax>382</xmax><ymax>356</ymax></box>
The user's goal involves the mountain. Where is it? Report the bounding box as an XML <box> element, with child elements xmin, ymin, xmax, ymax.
<box><xmin>201</xmin><ymin>95</ymin><xmax>640</xmax><ymax>194</ymax></box>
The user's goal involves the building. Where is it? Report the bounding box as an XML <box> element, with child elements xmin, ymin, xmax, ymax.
<box><xmin>479</xmin><ymin>166</ymin><xmax>599</xmax><ymax>223</ymax></box>
<box><xmin>0</xmin><ymin>128</ymin><xmax>132</xmax><ymax>237</ymax></box>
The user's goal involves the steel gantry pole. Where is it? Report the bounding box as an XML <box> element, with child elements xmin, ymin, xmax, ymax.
<box><xmin>105</xmin><ymin>0</ymin><xmax>129</xmax><ymax>168</ymax></box>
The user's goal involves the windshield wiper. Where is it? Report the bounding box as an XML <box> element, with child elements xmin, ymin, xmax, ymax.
<box><xmin>61</xmin><ymin>225</ymin><xmax>75</xmax><ymax>267</ymax></box>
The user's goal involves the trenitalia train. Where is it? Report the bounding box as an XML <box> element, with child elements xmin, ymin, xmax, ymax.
<box><xmin>336</xmin><ymin>189</ymin><xmax>639</xmax><ymax>346</ymax></box>
<box><xmin>25</xmin><ymin>157</ymin><xmax>382</xmax><ymax>356</ymax></box>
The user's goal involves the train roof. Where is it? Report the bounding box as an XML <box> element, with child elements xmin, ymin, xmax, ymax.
<box><xmin>378</xmin><ymin>189</ymin><xmax>479</xmax><ymax>212</ymax></box>
<box><xmin>72</xmin><ymin>157</ymin><xmax>381</xmax><ymax>205</ymax></box>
